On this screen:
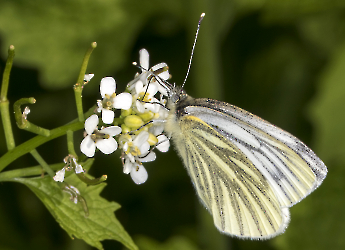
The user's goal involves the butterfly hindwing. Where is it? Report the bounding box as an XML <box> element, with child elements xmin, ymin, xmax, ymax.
<box><xmin>174</xmin><ymin>115</ymin><xmax>290</xmax><ymax>238</ymax></box>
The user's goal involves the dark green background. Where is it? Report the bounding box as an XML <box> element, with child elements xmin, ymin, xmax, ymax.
<box><xmin>0</xmin><ymin>1</ymin><xmax>344</xmax><ymax>249</ymax></box>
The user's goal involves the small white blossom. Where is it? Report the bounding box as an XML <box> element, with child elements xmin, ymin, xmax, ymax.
<box><xmin>84</xmin><ymin>74</ymin><xmax>94</xmax><ymax>82</ymax></box>
<box><xmin>122</xmin><ymin>156</ymin><xmax>148</xmax><ymax>184</ymax></box>
<box><xmin>134</xmin><ymin>82</ymin><xmax>161</xmax><ymax>113</ymax></box>
<box><xmin>80</xmin><ymin>114</ymin><xmax>121</xmax><ymax>157</ymax></box>
<box><xmin>53</xmin><ymin>168</ymin><xmax>66</xmax><ymax>182</ymax></box>
<box><xmin>22</xmin><ymin>106</ymin><xmax>30</xmax><ymax>120</ymax></box>
<box><xmin>72</xmin><ymin>158</ymin><xmax>84</xmax><ymax>174</ymax></box>
<box><xmin>128</xmin><ymin>48</ymin><xmax>170</xmax><ymax>96</ymax></box>
<box><xmin>98</xmin><ymin>77</ymin><xmax>132</xmax><ymax>124</ymax></box>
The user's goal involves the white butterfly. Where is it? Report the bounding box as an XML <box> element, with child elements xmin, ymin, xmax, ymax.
<box><xmin>133</xmin><ymin>13</ymin><xmax>327</xmax><ymax>239</ymax></box>
<box><xmin>162</xmin><ymin>85</ymin><xmax>327</xmax><ymax>239</ymax></box>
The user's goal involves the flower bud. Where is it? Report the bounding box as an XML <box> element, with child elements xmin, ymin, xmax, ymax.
<box><xmin>148</xmin><ymin>132</ymin><xmax>158</xmax><ymax>145</ymax></box>
<box><xmin>124</xmin><ymin>115</ymin><xmax>144</xmax><ymax>129</ymax></box>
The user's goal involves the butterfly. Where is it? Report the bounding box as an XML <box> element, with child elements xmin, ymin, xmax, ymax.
<box><xmin>156</xmin><ymin>13</ymin><xmax>328</xmax><ymax>240</ymax></box>
<box><xmin>162</xmin><ymin>86</ymin><xmax>327</xmax><ymax>239</ymax></box>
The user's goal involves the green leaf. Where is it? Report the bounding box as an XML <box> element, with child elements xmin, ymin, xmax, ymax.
<box><xmin>13</xmin><ymin>174</ymin><xmax>138</xmax><ymax>250</ymax></box>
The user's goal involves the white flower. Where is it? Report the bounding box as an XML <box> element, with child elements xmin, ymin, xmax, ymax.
<box><xmin>72</xmin><ymin>158</ymin><xmax>84</xmax><ymax>174</ymax></box>
<box><xmin>120</xmin><ymin>130</ymin><xmax>158</xmax><ymax>184</ymax></box>
<box><xmin>139</xmin><ymin>49</ymin><xmax>170</xmax><ymax>81</ymax></box>
<box><xmin>122</xmin><ymin>157</ymin><xmax>148</xmax><ymax>184</ymax></box>
<box><xmin>98</xmin><ymin>77</ymin><xmax>132</xmax><ymax>124</ymax></box>
<box><xmin>132</xmin><ymin>131</ymin><xmax>151</xmax><ymax>156</ymax></box>
<box><xmin>84</xmin><ymin>74</ymin><xmax>94</xmax><ymax>82</ymax></box>
<box><xmin>135</xmin><ymin>83</ymin><xmax>161</xmax><ymax>113</ymax></box>
<box><xmin>156</xmin><ymin>134</ymin><xmax>170</xmax><ymax>152</ymax></box>
<box><xmin>53</xmin><ymin>168</ymin><xmax>66</xmax><ymax>182</ymax></box>
<box><xmin>80</xmin><ymin>114</ymin><xmax>121</xmax><ymax>157</ymax></box>
<box><xmin>127</xmin><ymin>49</ymin><xmax>170</xmax><ymax>97</ymax></box>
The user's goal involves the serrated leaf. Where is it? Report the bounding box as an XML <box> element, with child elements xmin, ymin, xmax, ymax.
<box><xmin>13</xmin><ymin>174</ymin><xmax>138</xmax><ymax>250</ymax></box>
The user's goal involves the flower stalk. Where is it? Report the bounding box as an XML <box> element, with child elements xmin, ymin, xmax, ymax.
<box><xmin>66</xmin><ymin>130</ymin><xmax>77</xmax><ymax>157</ymax></box>
<box><xmin>77</xmin><ymin>173</ymin><xmax>107</xmax><ymax>185</ymax></box>
<box><xmin>74</xmin><ymin>42</ymin><xmax>97</xmax><ymax>122</ymax></box>
<box><xmin>13</xmin><ymin>97</ymin><xmax>51</xmax><ymax>136</ymax></box>
<box><xmin>30</xmin><ymin>149</ymin><xmax>55</xmax><ymax>178</ymax></box>
<box><xmin>0</xmin><ymin>45</ymin><xmax>16</xmax><ymax>150</ymax></box>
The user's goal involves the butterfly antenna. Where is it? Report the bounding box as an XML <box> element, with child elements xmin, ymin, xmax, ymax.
<box><xmin>132</xmin><ymin>61</ymin><xmax>173</xmax><ymax>93</ymax></box>
<box><xmin>182</xmin><ymin>13</ymin><xmax>205</xmax><ymax>88</ymax></box>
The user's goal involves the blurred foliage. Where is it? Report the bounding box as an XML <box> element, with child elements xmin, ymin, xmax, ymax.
<box><xmin>1</xmin><ymin>0</ymin><xmax>345</xmax><ymax>250</ymax></box>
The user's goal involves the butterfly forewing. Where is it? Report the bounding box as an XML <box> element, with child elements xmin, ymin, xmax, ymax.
<box><xmin>183</xmin><ymin>99</ymin><xmax>327</xmax><ymax>207</ymax></box>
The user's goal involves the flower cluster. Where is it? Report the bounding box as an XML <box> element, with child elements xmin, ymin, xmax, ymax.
<box><xmin>53</xmin><ymin>49</ymin><xmax>171</xmax><ymax>184</ymax></box>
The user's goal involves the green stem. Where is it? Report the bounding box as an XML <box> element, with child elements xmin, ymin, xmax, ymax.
<box><xmin>30</xmin><ymin>149</ymin><xmax>55</xmax><ymax>178</ymax></box>
<box><xmin>74</xmin><ymin>42</ymin><xmax>97</xmax><ymax>122</ymax></box>
<box><xmin>0</xmin><ymin>163</ymin><xmax>64</xmax><ymax>182</ymax></box>
<box><xmin>0</xmin><ymin>45</ymin><xmax>16</xmax><ymax>150</ymax></box>
<box><xmin>13</xmin><ymin>97</ymin><xmax>51</xmax><ymax>136</ymax></box>
<box><xmin>77</xmin><ymin>173</ymin><xmax>107</xmax><ymax>185</ymax></box>
<box><xmin>66</xmin><ymin>130</ymin><xmax>77</xmax><ymax>157</ymax></box>
<box><xmin>0</xmin><ymin>104</ymin><xmax>96</xmax><ymax>173</ymax></box>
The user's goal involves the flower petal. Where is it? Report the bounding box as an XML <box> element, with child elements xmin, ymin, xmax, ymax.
<box><xmin>145</xmin><ymin>83</ymin><xmax>158</xmax><ymax>98</ymax></box>
<box><xmin>100</xmin><ymin>77</ymin><xmax>116</xmax><ymax>98</ymax></box>
<box><xmin>156</xmin><ymin>135</ymin><xmax>170</xmax><ymax>152</ymax></box>
<box><xmin>100</xmin><ymin>126</ymin><xmax>122</xmax><ymax>136</ymax></box>
<box><xmin>139</xmin><ymin>151</ymin><xmax>156</xmax><ymax>162</ymax></box>
<box><xmin>151</xmin><ymin>63</ymin><xmax>169</xmax><ymax>80</ymax></box>
<box><xmin>84</xmin><ymin>74</ymin><xmax>94</xmax><ymax>82</ymax></box>
<box><xmin>113</xmin><ymin>92</ymin><xmax>133</xmax><ymax>110</ymax></box>
<box><xmin>101</xmin><ymin>109</ymin><xmax>115</xmax><ymax>124</ymax></box>
<box><xmin>139</xmin><ymin>49</ymin><xmax>149</xmax><ymax>70</ymax></box>
<box><xmin>80</xmin><ymin>135</ymin><xmax>96</xmax><ymax>157</ymax></box>
<box><xmin>139</xmin><ymin>141</ymin><xmax>150</xmax><ymax>154</ymax></box>
<box><xmin>75</xmin><ymin>164</ymin><xmax>84</xmax><ymax>174</ymax></box>
<box><xmin>130</xmin><ymin>164</ymin><xmax>148</xmax><ymax>184</ymax></box>
<box><xmin>144</xmin><ymin>102</ymin><xmax>159</xmax><ymax>113</ymax></box>
<box><xmin>155</xmin><ymin>81</ymin><xmax>168</xmax><ymax>96</ymax></box>
<box><xmin>135</xmin><ymin>100</ymin><xmax>145</xmax><ymax>113</ymax></box>
<box><xmin>133</xmin><ymin>131</ymin><xmax>149</xmax><ymax>146</ymax></box>
<box><xmin>53</xmin><ymin>168</ymin><xmax>66</xmax><ymax>182</ymax></box>
<box><xmin>96</xmin><ymin>137</ymin><xmax>118</xmax><ymax>154</ymax></box>
<box><xmin>123</xmin><ymin>158</ymin><xmax>133</xmax><ymax>174</ymax></box>
<box><xmin>149</xmin><ymin>124</ymin><xmax>165</xmax><ymax>136</ymax></box>
<box><xmin>85</xmin><ymin>114</ymin><xmax>99</xmax><ymax>135</ymax></box>
<box><xmin>134</xmin><ymin>80</ymin><xmax>144</xmax><ymax>95</ymax></box>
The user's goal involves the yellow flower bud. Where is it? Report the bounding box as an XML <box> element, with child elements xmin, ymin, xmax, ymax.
<box><xmin>148</xmin><ymin>133</ymin><xmax>158</xmax><ymax>146</ymax></box>
<box><xmin>124</xmin><ymin>115</ymin><xmax>144</xmax><ymax>129</ymax></box>
<box><xmin>121</xmin><ymin>108</ymin><xmax>132</xmax><ymax>117</ymax></box>
<box><xmin>138</xmin><ymin>111</ymin><xmax>154</xmax><ymax>122</ymax></box>
<box><xmin>121</xmin><ymin>124</ymin><xmax>131</xmax><ymax>134</ymax></box>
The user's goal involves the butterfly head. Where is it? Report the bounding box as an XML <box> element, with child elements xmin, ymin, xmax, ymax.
<box><xmin>167</xmin><ymin>85</ymin><xmax>188</xmax><ymax>104</ymax></box>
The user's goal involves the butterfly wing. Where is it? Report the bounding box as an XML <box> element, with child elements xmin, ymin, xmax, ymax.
<box><xmin>167</xmin><ymin>97</ymin><xmax>327</xmax><ymax>239</ymax></box>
